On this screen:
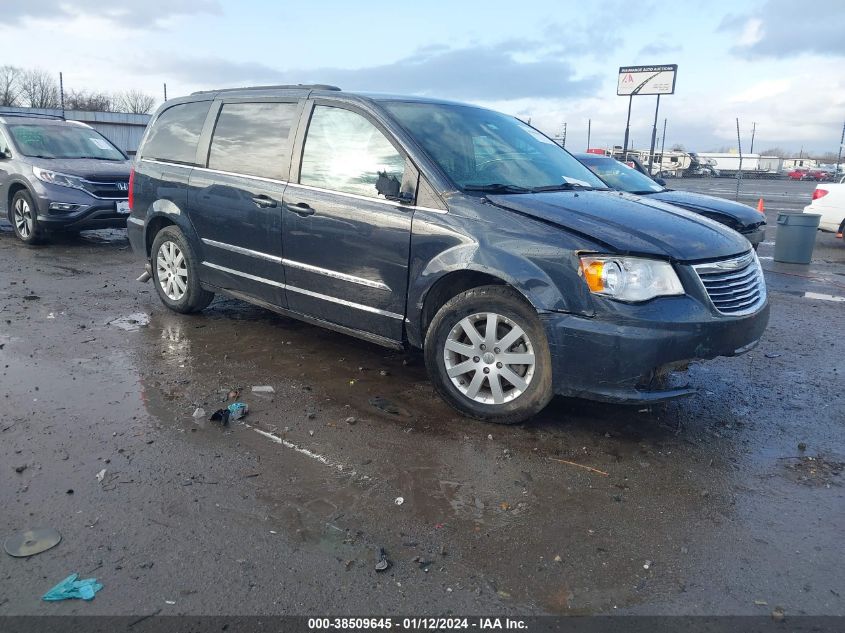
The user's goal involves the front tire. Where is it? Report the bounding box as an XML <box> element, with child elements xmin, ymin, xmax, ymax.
<box><xmin>424</xmin><ymin>285</ymin><xmax>553</xmax><ymax>424</ymax></box>
<box><xmin>150</xmin><ymin>226</ymin><xmax>214</xmax><ymax>313</ymax></box>
<box><xmin>11</xmin><ymin>190</ymin><xmax>43</xmax><ymax>245</ymax></box>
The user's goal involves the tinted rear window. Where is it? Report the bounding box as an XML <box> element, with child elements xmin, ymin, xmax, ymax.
<box><xmin>208</xmin><ymin>102</ymin><xmax>299</xmax><ymax>180</ymax></box>
<box><xmin>142</xmin><ymin>101</ymin><xmax>210</xmax><ymax>165</ymax></box>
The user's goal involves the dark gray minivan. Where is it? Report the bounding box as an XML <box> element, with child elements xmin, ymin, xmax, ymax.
<box><xmin>128</xmin><ymin>85</ymin><xmax>769</xmax><ymax>424</ymax></box>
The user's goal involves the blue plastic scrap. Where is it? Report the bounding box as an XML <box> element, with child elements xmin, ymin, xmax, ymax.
<box><xmin>42</xmin><ymin>573</ymin><xmax>103</xmax><ymax>601</ymax></box>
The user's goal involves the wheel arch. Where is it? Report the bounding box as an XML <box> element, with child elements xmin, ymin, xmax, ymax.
<box><xmin>6</xmin><ymin>181</ymin><xmax>32</xmax><ymax>222</ymax></box>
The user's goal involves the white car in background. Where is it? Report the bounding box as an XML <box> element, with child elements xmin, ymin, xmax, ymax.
<box><xmin>805</xmin><ymin>175</ymin><xmax>845</xmax><ymax>238</ymax></box>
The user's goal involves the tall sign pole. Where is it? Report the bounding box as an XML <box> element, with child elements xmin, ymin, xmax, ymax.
<box><xmin>837</xmin><ymin>121</ymin><xmax>845</xmax><ymax>178</ymax></box>
<box><xmin>750</xmin><ymin>122</ymin><xmax>757</xmax><ymax>155</ymax></box>
<box><xmin>586</xmin><ymin>118</ymin><xmax>592</xmax><ymax>150</ymax></box>
<box><xmin>622</xmin><ymin>95</ymin><xmax>633</xmax><ymax>159</ymax></box>
<box><xmin>660</xmin><ymin>118</ymin><xmax>667</xmax><ymax>165</ymax></box>
<box><xmin>647</xmin><ymin>94</ymin><xmax>661</xmax><ymax>174</ymax></box>
<box><xmin>618</xmin><ymin>64</ymin><xmax>677</xmax><ymax>163</ymax></box>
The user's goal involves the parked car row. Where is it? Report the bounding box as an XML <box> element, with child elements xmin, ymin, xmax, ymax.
<box><xmin>1</xmin><ymin>90</ymin><xmax>771</xmax><ymax>423</ymax></box>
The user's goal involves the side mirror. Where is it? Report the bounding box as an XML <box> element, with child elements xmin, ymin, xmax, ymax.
<box><xmin>0</xmin><ymin>149</ymin><xmax>10</xmax><ymax>159</ymax></box>
<box><xmin>654</xmin><ymin>177</ymin><xmax>666</xmax><ymax>186</ymax></box>
<box><xmin>376</xmin><ymin>170</ymin><xmax>410</xmax><ymax>202</ymax></box>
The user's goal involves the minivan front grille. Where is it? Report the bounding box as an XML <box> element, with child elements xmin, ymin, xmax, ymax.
<box><xmin>693</xmin><ymin>251</ymin><xmax>766</xmax><ymax>316</ymax></box>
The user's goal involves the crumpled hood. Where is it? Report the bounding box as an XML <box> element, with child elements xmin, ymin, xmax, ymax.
<box><xmin>486</xmin><ymin>190</ymin><xmax>751</xmax><ymax>262</ymax></box>
<box><xmin>28</xmin><ymin>157</ymin><xmax>131</xmax><ymax>180</ymax></box>
<box><xmin>648</xmin><ymin>189</ymin><xmax>765</xmax><ymax>228</ymax></box>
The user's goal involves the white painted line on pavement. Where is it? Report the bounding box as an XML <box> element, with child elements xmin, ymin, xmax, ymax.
<box><xmin>244</xmin><ymin>423</ymin><xmax>346</xmax><ymax>471</ymax></box>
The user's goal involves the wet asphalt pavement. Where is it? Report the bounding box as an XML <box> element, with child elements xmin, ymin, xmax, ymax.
<box><xmin>1</xmin><ymin>179</ymin><xmax>843</xmax><ymax>617</ymax></box>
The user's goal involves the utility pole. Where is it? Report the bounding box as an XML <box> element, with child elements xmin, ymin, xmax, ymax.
<box><xmin>586</xmin><ymin>119</ymin><xmax>591</xmax><ymax>150</ymax></box>
<box><xmin>660</xmin><ymin>118</ymin><xmax>667</xmax><ymax>170</ymax></box>
<box><xmin>59</xmin><ymin>72</ymin><xmax>65</xmax><ymax>118</ymax></box>
<box><xmin>735</xmin><ymin>118</ymin><xmax>743</xmax><ymax>201</ymax></box>
<box><xmin>561</xmin><ymin>122</ymin><xmax>567</xmax><ymax>148</ymax></box>
<box><xmin>163</xmin><ymin>83</ymin><xmax>168</xmax><ymax>102</ymax></box>
<box><xmin>750</xmin><ymin>121</ymin><xmax>757</xmax><ymax>155</ymax></box>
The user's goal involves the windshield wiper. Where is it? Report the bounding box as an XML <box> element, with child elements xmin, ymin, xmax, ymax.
<box><xmin>529</xmin><ymin>183</ymin><xmax>607</xmax><ymax>192</ymax></box>
<box><xmin>75</xmin><ymin>156</ymin><xmax>121</xmax><ymax>161</ymax></box>
<box><xmin>463</xmin><ymin>183</ymin><xmax>532</xmax><ymax>194</ymax></box>
<box><xmin>26</xmin><ymin>154</ymin><xmax>55</xmax><ymax>159</ymax></box>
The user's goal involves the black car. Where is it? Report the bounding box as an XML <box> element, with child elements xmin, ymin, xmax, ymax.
<box><xmin>0</xmin><ymin>113</ymin><xmax>131</xmax><ymax>244</ymax></box>
<box><xmin>577</xmin><ymin>153</ymin><xmax>766</xmax><ymax>248</ymax></box>
<box><xmin>128</xmin><ymin>86</ymin><xmax>769</xmax><ymax>424</ymax></box>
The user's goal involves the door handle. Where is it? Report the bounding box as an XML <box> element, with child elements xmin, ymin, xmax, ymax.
<box><xmin>285</xmin><ymin>202</ymin><xmax>315</xmax><ymax>217</ymax></box>
<box><xmin>251</xmin><ymin>195</ymin><xmax>278</xmax><ymax>208</ymax></box>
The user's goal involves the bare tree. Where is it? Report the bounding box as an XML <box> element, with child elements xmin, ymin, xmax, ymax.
<box><xmin>18</xmin><ymin>69</ymin><xmax>60</xmax><ymax>109</ymax></box>
<box><xmin>0</xmin><ymin>65</ymin><xmax>22</xmax><ymax>107</ymax></box>
<box><xmin>759</xmin><ymin>147</ymin><xmax>787</xmax><ymax>157</ymax></box>
<box><xmin>65</xmin><ymin>89</ymin><xmax>113</xmax><ymax>112</ymax></box>
<box><xmin>115</xmin><ymin>90</ymin><xmax>156</xmax><ymax>114</ymax></box>
<box><xmin>670</xmin><ymin>143</ymin><xmax>686</xmax><ymax>152</ymax></box>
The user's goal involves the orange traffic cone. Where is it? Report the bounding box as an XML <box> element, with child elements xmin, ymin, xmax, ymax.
<box><xmin>756</xmin><ymin>198</ymin><xmax>765</xmax><ymax>214</ymax></box>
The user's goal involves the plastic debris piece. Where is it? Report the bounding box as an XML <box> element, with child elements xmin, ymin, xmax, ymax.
<box><xmin>394</xmin><ymin>496</ymin><xmax>404</xmax><ymax>506</ymax></box>
<box><xmin>251</xmin><ymin>386</ymin><xmax>275</xmax><ymax>393</ymax></box>
<box><xmin>643</xmin><ymin>560</ymin><xmax>653</xmax><ymax>570</ymax></box>
<box><xmin>96</xmin><ymin>469</ymin><xmax>106</xmax><ymax>483</ymax></box>
<box><xmin>192</xmin><ymin>408</ymin><xmax>205</xmax><ymax>418</ymax></box>
<box><xmin>374</xmin><ymin>547</ymin><xmax>391</xmax><ymax>572</ymax></box>
<box><xmin>42</xmin><ymin>573</ymin><xmax>103</xmax><ymax>601</ymax></box>
<box><xmin>210</xmin><ymin>402</ymin><xmax>249</xmax><ymax>425</ymax></box>
<box><xmin>5</xmin><ymin>528</ymin><xmax>62</xmax><ymax>557</ymax></box>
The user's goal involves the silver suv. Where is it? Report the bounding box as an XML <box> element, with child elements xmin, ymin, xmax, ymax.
<box><xmin>0</xmin><ymin>112</ymin><xmax>132</xmax><ymax>244</ymax></box>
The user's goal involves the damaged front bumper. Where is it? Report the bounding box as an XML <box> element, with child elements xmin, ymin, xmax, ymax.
<box><xmin>541</xmin><ymin>294</ymin><xmax>770</xmax><ymax>403</ymax></box>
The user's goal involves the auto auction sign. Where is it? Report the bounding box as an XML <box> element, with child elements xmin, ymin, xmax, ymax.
<box><xmin>617</xmin><ymin>65</ymin><xmax>678</xmax><ymax>96</ymax></box>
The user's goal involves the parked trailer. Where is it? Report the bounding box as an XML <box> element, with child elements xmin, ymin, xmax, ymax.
<box><xmin>696</xmin><ymin>152</ymin><xmax>783</xmax><ymax>179</ymax></box>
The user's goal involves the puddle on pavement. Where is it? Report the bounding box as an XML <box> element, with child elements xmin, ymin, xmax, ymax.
<box><xmin>124</xmin><ymin>299</ymin><xmax>756</xmax><ymax>614</ymax></box>
<box><xmin>109</xmin><ymin>312</ymin><xmax>151</xmax><ymax>331</ymax></box>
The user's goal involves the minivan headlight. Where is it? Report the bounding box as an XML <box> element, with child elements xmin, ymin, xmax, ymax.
<box><xmin>579</xmin><ymin>255</ymin><xmax>684</xmax><ymax>302</ymax></box>
<box><xmin>32</xmin><ymin>166</ymin><xmax>86</xmax><ymax>190</ymax></box>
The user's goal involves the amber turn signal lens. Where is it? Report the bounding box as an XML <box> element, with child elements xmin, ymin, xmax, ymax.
<box><xmin>581</xmin><ymin>259</ymin><xmax>605</xmax><ymax>292</ymax></box>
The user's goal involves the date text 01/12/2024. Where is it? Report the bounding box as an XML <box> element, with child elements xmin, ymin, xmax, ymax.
<box><xmin>307</xmin><ymin>618</ymin><xmax>527</xmax><ymax>630</ymax></box>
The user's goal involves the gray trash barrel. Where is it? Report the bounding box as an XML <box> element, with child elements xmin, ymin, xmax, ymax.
<box><xmin>774</xmin><ymin>212</ymin><xmax>820</xmax><ymax>264</ymax></box>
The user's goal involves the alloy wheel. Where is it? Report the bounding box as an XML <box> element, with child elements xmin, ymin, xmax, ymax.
<box><xmin>443</xmin><ymin>312</ymin><xmax>536</xmax><ymax>405</ymax></box>
<box><xmin>156</xmin><ymin>240</ymin><xmax>189</xmax><ymax>301</ymax></box>
<box><xmin>13</xmin><ymin>198</ymin><xmax>33</xmax><ymax>239</ymax></box>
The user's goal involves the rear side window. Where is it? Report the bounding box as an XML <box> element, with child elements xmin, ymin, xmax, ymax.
<box><xmin>300</xmin><ymin>106</ymin><xmax>404</xmax><ymax>198</ymax></box>
<box><xmin>142</xmin><ymin>101</ymin><xmax>210</xmax><ymax>165</ymax></box>
<box><xmin>208</xmin><ymin>102</ymin><xmax>298</xmax><ymax>180</ymax></box>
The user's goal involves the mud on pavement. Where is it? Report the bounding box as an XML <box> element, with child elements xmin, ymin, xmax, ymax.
<box><xmin>1</xmin><ymin>223</ymin><xmax>843</xmax><ymax>617</ymax></box>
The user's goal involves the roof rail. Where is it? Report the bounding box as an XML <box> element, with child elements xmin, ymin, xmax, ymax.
<box><xmin>0</xmin><ymin>110</ymin><xmax>65</xmax><ymax>120</ymax></box>
<box><xmin>191</xmin><ymin>84</ymin><xmax>342</xmax><ymax>96</ymax></box>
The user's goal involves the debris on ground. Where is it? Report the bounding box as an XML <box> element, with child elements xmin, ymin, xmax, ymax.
<box><xmin>374</xmin><ymin>547</ymin><xmax>391</xmax><ymax>572</ymax></box>
<box><xmin>754</xmin><ymin>599</ymin><xmax>768</xmax><ymax>606</ymax></box>
<box><xmin>227</xmin><ymin>389</ymin><xmax>241</xmax><ymax>400</ymax></box>
<box><xmin>547</xmin><ymin>457</ymin><xmax>609</xmax><ymax>476</ymax></box>
<box><xmin>554</xmin><ymin>554</ymin><xmax>562</xmax><ymax>563</ymax></box>
<box><xmin>369</xmin><ymin>396</ymin><xmax>410</xmax><ymax>417</ymax></box>
<box><xmin>14</xmin><ymin>465</ymin><xmax>27</xmax><ymax>474</ymax></box>
<box><xmin>344</xmin><ymin>417</ymin><xmax>357</xmax><ymax>425</ymax></box>
<box><xmin>798</xmin><ymin>442</ymin><xmax>807</xmax><ymax>451</ymax></box>
<box><xmin>643</xmin><ymin>560</ymin><xmax>653</xmax><ymax>570</ymax></box>
<box><xmin>210</xmin><ymin>402</ymin><xmax>249</xmax><ymax>425</ymax></box>
<box><xmin>783</xmin><ymin>455</ymin><xmax>842</xmax><ymax>487</ymax></box>
<box><xmin>771</xmin><ymin>606</ymin><xmax>786</xmax><ymax>622</ymax></box>
<box><xmin>42</xmin><ymin>573</ymin><xmax>103</xmax><ymax>601</ymax></box>
<box><xmin>192</xmin><ymin>408</ymin><xmax>206</xmax><ymax>418</ymax></box>
<box><xmin>4</xmin><ymin>527</ymin><xmax>62</xmax><ymax>557</ymax></box>
<box><xmin>96</xmin><ymin>468</ymin><xmax>106</xmax><ymax>483</ymax></box>
<box><xmin>764</xmin><ymin>352</ymin><xmax>782</xmax><ymax>359</ymax></box>
<box><xmin>394</xmin><ymin>496</ymin><xmax>404</xmax><ymax>506</ymax></box>
<box><xmin>251</xmin><ymin>386</ymin><xmax>275</xmax><ymax>394</ymax></box>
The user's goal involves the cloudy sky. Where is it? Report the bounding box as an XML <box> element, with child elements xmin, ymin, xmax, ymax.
<box><xmin>3</xmin><ymin>0</ymin><xmax>844</xmax><ymax>154</ymax></box>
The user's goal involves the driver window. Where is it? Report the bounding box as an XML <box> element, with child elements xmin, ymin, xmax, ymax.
<box><xmin>300</xmin><ymin>106</ymin><xmax>404</xmax><ymax>198</ymax></box>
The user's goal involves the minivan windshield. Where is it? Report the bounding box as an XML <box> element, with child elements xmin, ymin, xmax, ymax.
<box><xmin>579</xmin><ymin>155</ymin><xmax>664</xmax><ymax>194</ymax></box>
<box><xmin>8</xmin><ymin>123</ymin><xmax>126</xmax><ymax>160</ymax></box>
<box><xmin>383</xmin><ymin>102</ymin><xmax>608</xmax><ymax>193</ymax></box>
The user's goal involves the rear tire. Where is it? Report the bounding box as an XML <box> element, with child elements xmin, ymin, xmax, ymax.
<box><xmin>424</xmin><ymin>285</ymin><xmax>553</xmax><ymax>424</ymax></box>
<box><xmin>150</xmin><ymin>226</ymin><xmax>214</xmax><ymax>313</ymax></box>
<box><xmin>11</xmin><ymin>190</ymin><xmax>43</xmax><ymax>245</ymax></box>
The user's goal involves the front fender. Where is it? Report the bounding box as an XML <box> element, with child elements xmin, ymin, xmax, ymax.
<box><xmin>407</xmin><ymin>241</ymin><xmax>592</xmax><ymax>347</ymax></box>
